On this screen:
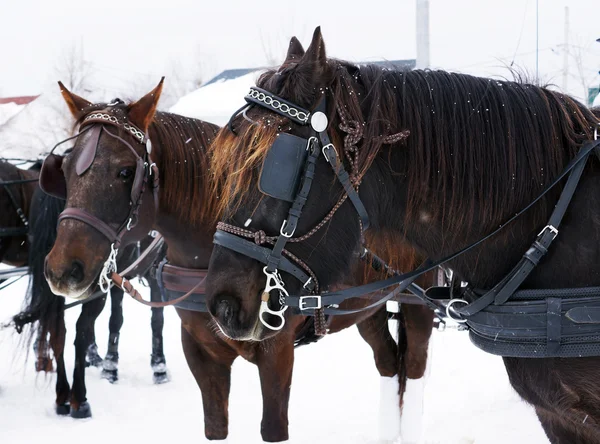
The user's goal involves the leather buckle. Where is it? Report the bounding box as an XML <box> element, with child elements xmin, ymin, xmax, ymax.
<box><xmin>299</xmin><ymin>295</ymin><xmax>322</xmax><ymax>310</ymax></box>
<box><xmin>537</xmin><ymin>224</ymin><xmax>558</xmax><ymax>241</ymax></box>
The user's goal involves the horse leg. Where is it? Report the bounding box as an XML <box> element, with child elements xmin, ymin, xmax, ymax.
<box><xmin>180</xmin><ymin>324</ymin><xmax>236</xmax><ymax>440</ymax></box>
<box><xmin>70</xmin><ymin>296</ymin><xmax>106</xmax><ymax>419</ymax></box>
<box><xmin>34</xmin><ymin>330</ymin><xmax>54</xmax><ymax>372</ymax></box>
<box><xmin>49</xmin><ymin>315</ymin><xmax>70</xmax><ymax>415</ymax></box>
<box><xmin>255</xmin><ymin>337</ymin><xmax>295</xmax><ymax>442</ymax></box>
<box><xmin>85</xmin><ymin>323</ymin><xmax>102</xmax><ymax>368</ymax></box>
<box><xmin>149</xmin><ymin>278</ymin><xmax>168</xmax><ymax>384</ymax></box>
<box><xmin>398</xmin><ymin>304</ymin><xmax>435</xmax><ymax>444</ymax></box>
<box><xmin>505</xmin><ymin>357</ymin><xmax>600</xmax><ymax>444</ymax></box>
<box><xmin>102</xmin><ymin>286</ymin><xmax>123</xmax><ymax>383</ymax></box>
<box><xmin>356</xmin><ymin>307</ymin><xmax>400</xmax><ymax>442</ymax></box>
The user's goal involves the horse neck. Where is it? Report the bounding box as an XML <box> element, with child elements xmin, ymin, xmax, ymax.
<box><xmin>148</xmin><ymin>115</ymin><xmax>217</xmax><ymax>270</ymax></box>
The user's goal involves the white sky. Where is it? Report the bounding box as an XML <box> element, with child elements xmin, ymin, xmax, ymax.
<box><xmin>1</xmin><ymin>0</ymin><xmax>599</xmax><ymax>102</ymax></box>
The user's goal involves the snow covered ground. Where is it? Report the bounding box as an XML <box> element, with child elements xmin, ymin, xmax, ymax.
<box><xmin>0</xmin><ymin>271</ymin><xmax>549</xmax><ymax>444</ymax></box>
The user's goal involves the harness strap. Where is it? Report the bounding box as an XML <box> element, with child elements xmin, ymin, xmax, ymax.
<box><xmin>457</xmin><ymin>140</ymin><xmax>592</xmax><ymax>318</ymax></box>
<box><xmin>1</xmin><ymin>173</ymin><xmax>30</xmax><ymax>230</ymax></box>
<box><xmin>290</xmin><ymin>138</ymin><xmax>600</xmax><ymax>313</ymax></box>
<box><xmin>320</xmin><ymin>133</ymin><xmax>370</xmax><ymax>231</ymax></box>
<box><xmin>214</xmin><ymin>230</ymin><xmax>314</xmax><ymax>286</ymax></box>
<box><xmin>117</xmin><ymin>234</ymin><xmax>165</xmax><ymax>278</ymax></box>
<box><xmin>111</xmin><ymin>270</ymin><xmax>204</xmax><ymax>308</ymax></box>
<box><xmin>0</xmin><ymin>227</ymin><xmax>29</xmax><ymax>237</ymax></box>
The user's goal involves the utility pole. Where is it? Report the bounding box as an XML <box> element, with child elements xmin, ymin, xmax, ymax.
<box><xmin>562</xmin><ymin>6</ymin><xmax>569</xmax><ymax>92</ymax></box>
<box><xmin>536</xmin><ymin>0</ymin><xmax>539</xmax><ymax>80</ymax></box>
<box><xmin>416</xmin><ymin>0</ymin><xmax>430</xmax><ymax>69</ymax></box>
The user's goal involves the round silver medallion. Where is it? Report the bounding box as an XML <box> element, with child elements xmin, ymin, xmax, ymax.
<box><xmin>310</xmin><ymin>111</ymin><xmax>328</xmax><ymax>132</ymax></box>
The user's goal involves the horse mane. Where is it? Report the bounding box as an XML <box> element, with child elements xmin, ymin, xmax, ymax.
<box><xmin>148</xmin><ymin>111</ymin><xmax>220</xmax><ymax>226</ymax></box>
<box><xmin>74</xmin><ymin>102</ymin><xmax>220</xmax><ymax>227</ymax></box>
<box><xmin>211</xmin><ymin>59</ymin><xmax>599</xmax><ymax>234</ymax></box>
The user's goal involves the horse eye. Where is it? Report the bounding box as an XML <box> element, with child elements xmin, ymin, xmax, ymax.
<box><xmin>119</xmin><ymin>168</ymin><xmax>134</xmax><ymax>180</ymax></box>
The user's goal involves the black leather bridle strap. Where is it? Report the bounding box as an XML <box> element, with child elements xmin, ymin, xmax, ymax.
<box><xmin>265</xmin><ymin>138</ymin><xmax>320</xmax><ymax>278</ymax></box>
<box><xmin>214</xmin><ymin>230</ymin><xmax>314</xmax><ymax>286</ymax></box>
<box><xmin>321</xmin><ymin>136</ymin><xmax>370</xmax><ymax>231</ymax></box>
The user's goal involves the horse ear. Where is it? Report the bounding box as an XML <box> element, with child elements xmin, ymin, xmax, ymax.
<box><xmin>283</xmin><ymin>36</ymin><xmax>305</xmax><ymax>63</ymax></box>
<box><xmin>302</xmin><ymin>26</ymin><xmax>327</xmax><ymax>68</ymax></box>
<box><xmin>58</xmin><ymin>81</ymin><xmax>92</xmax><ymax>118</ymax></box>
<box><xmin>127</xmin><ymin>77</ymin><xmax>165</xmax><ymax>132</ymax></box>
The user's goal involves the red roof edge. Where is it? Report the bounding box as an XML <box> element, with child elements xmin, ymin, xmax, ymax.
<box><xmin>0</xmin><ymin>95</ymin><xmax>39</xmax><ymax>105</ymax></box>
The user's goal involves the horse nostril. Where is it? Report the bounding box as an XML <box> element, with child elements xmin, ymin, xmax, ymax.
<box><xmin>69</xmin><ymin>260</ymin><xmax>85</xmax><ymax>284</ymax></box>
<box><xmin>216</xmin><ymin>299</ymin><xmax>233</xmax><ymax>324</ymax></box>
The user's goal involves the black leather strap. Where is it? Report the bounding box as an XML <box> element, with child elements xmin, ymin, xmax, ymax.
<box><xmin>214</xmin><ymin>230</ymin><xmax>314</xmax><ymax>288</ymax></box>
<box><xmin>320</xmin><ymin>133</ymin><xmax>370</xmax><ymax>231</ymax></box>
<box><xmin>266</xmin><ymin>140</ymin><xmax>320</xmax><ymax>275</ymax></box>
<box><xmin>458</xmin><ymin>140</ymin><xmax>592</xmax><ymax>318</ymax></box>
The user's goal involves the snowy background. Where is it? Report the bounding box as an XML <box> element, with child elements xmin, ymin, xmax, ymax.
<box><xmin>2</xmin><ymin>1</ymin><xmax>598</xmax><ymax>441</ymax></box>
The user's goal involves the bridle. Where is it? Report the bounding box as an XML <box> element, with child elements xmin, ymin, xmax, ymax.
<box><xmin>40</xmin><ymin>106</ymin><xmax>160</xmax><ymax>296</ymax></box>
<box><xmin>214</xmin><ymin>85</ymin><xmax>600</xmax><ymax>335</ymax></box>
<box><xmin>217</xmin><ymin>86</ymin><xmax>386</xmax><ymax>331</ymax></box>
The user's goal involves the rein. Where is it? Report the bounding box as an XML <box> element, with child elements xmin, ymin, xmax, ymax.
<box><xmin>215</xmin><ymin>84</ymin><xmax>600</xmax><ymax>333</ymax></box>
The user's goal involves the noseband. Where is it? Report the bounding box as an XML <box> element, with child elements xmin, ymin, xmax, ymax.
<box><xmin>40</xmin><ymin>109</ymin><xmax>159</xmax><ymax>294</ymax></box>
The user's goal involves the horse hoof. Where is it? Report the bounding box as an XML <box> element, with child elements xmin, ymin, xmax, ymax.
<box><xmin>102</xmin><ymin>353</ymin><xmax>118</xmax><ymax>371</ymax></box>
<box><xmin>86</xmin><ymin>353</ymin><xmax>103</xmax><ymax>368</ymax></box>
<box><xmin>101</xmin><ymin>369</ymin><xmax>118</xmax><ymax>384</ymax></box>
<box><xmin>153</xmin><ymin>371</ymin><xmax>169</xmax><ymax>385</ymax></box>
<box><xmin>86</xmin><ymin>344</ymin><xmax>103</xmax><ymax>368</ymax></box>
<box><xmin>70</xmin><ymin>401</ymin><xmax>92</xmax><ymax>419</ymax></box>
<box><xmin>55</xmin><ymin>403</ymin><xmax>70</xmax><ymax>416</ymax></box>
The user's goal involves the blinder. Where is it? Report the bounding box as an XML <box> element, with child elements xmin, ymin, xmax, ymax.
<box><xmin>39</xmin><ymin>153</ymin><xmax>67</xmax><ymax>199</ymax></box>
<box><xmin>259</xmin><ymin>133</ymin><xmax>310</xmax><ymax>202</ymax></box>
<box><xmin>40</xmin><ymin>129</ymin><xmax>90</xmax><ymax>200</ymax></box>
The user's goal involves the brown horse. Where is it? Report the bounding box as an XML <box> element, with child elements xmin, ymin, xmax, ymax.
<box><xmin>0</xmin><ymin>159</ymin><xmax>37</xmax><ymax>266</ymax></box>
<box><xmin>2</xmin><ymin>162</ymin><xmax>168</xmax><ymax>419</ymax></box>
<box><xmin>44</xmin><ymin>81</ymin><xmax>435</xmax><ymax>442</ymax></box>
<box><xmin>202</xmin><ymin>28</ymin><xmax>600</xmax><ymax>443</ymax></box>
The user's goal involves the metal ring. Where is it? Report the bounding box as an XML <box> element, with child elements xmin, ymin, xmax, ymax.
<box><xmin>445</xmin><ymin>299</ymin><xmax>468</xmax><ymax>323</ymax></box>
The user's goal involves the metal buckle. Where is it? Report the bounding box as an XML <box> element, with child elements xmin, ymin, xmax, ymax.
<box><xmin>322</xmin><ymin>143</ymin><xmax>337</xmax><ymax>163</ymax></box>
<box><xmin>280</xmin><ymin>219</ymin><xmax>295</xmax><ymax>238</ymax></box>
<box><xmin>306</xmin><ymin>136</ymin><xmax>318</xmax><ymax>151</ymax></box>
<box><xmin>537</xmin><ymin>224</ymin><xmax>558</xmax><ymax>240</ymax></box>
<box><xmin>299</xmin><ymin>295</ymin><xmax>322</xmax><ymax>310</ymax></box>
<box><xmin>302</xmin><ymin>277</ymin><xmax>313</xmax><ymax>289</ymax></box>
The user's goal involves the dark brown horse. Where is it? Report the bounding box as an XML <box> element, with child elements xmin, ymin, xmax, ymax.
<box><xmin>0</xmin><ymin>159</ymin><xmax>37</xmax><ymax>266</ymax></box>
<box><xmin>1</xmin><ymin>162</ymin><xmax>168</xmax><ymax>419</ymax></box>
<box><xmin>203</xmin><ymin>28</ymin><xmax>600</xmax><ymax>443</ymax></box>
<box><xmin>44</xmin><ymin>81</ymin><xmax>435</xmax><ymax>442</ymax></box>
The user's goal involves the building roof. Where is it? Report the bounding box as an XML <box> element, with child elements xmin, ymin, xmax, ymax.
<box><xmin>203</xmin><ymin>59</ymin><xmax>416</xmax><ymax>86</ymax></box>
<box><xmin>0</xmin><ymin>96</ymin><xmax>38</xmax><ymax>105</ymax></box>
